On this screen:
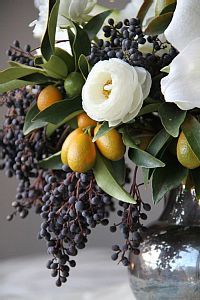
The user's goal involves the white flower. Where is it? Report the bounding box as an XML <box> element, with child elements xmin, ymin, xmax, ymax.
<box><xmin>30</xmin><ymin>0</ymin><xmax>97</xmax><ymax>51</ymax></box>
<box><xmin>161</xmin><ymin>38</ymin><xmax>200</xmax><ymax>110</ymax></box>
<box><xmin>164</xmin><ymin>0</ymin><xmax>200</xmax><ymax>52</ymax></box>
<box><xmin>82</xmin><ymin>59</ymin><xmax>151</xmax><ymax>127</ymax></box>
<box><xmin>161</xmin><ymin>0</ymin><xmax>200</xmax><ymax>110</ymax></box>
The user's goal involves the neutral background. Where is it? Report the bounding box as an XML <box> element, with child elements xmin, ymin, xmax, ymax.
<box><xmin>0</xmin><ymin>0</ymin><xmax>163</xmax><ymax>259</ymax></box>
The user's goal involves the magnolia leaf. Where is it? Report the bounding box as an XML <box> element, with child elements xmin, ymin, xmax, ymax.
<box><xmin>55</xmin><ymin>47</ymin><xmax>75</xmax><ymax>73</ymax></box>
<box><xmin>41</xmin><ymin>0</ymin><xmax>59</xmax><ymax>60</ymax></box>
<box><xmin>41</xmin><ymin>55</ymin><xmax>68</xmax><ymax>79</ymax></box>
<box><xmin>110</xmin><ymin>158</ymin><xmax>126</xmax><ymax>186</ymax></box>
<box><xmin>137</xmin><ymin>0</ymin><xmax>153</xmax><ymax>24</ymax></box>
<box><xmin>123</xmin><ymin>132</ymin><xmax>165</xmax><ymax>168</ymax></box>
<box><xmin>142</xmin><ymin>129</ymin><xmax>171</xmax><ymax>182</ymax></box>
<box><xmin>159</xmin><ymin>103</ymin><xmax>186</xmax><ymax>137</ymax></box>
<box><xmin>72</xmin><ymin>22</ymin><xmax>91</xmax><ymax>69</ymax></box>
<box><xmin>45</xmin><ymin>110</ymin><xmax>83</xmax><ymax>137</ymax></box>
<box><xmin>93</xmin><ymin>152</ymin><xmax>136</xmax><ymax>204</ymax></box>
<box><xmin>78</xmin><ymin>55</ymin><xmax>90</xmax><ymax>80</ymax></box>
<box><xmin>33</xmin><ymin>97</ymin><xmax>82</xmax><ymax>125</ymax></box>
<box><xmin>92</xmin><ymin>122</ymin><xmax>113</xmax><ymax>142</ymax></box>
<box><xmin>138</xmin><ymin>103</ymin><xmax>161</xmax><ymax>116</ymax></box>
<box><xmin>23</xmin><ymin>103</ymin><xmax>47</xmax><ymax>135</ymax></box>
<box><xmin>0</xmin><ymin>66</ymin><xmax>45</xmax><ymax>84</ymax></box>
<box><xmin>155</xmin><ymin>0</ymin><xmax>176</xmax><ymax>16</ymax></box>
<box><xmin>145</xmin><ymin>12</ymin><xmax>173</xmax><ymax>35</ymax></box>
<box><xmin>152</xmin><ymin>155</ymin><xmax>188</xmax><ymax>204</ymax></box>
<box><xmin>181</xmin><ymin>115</ymin><xmax>200</xmax><ymax>161</ymax></box>
<box><xmin>38</xmin><ymin>151</ymin><xmax>63</xmax><ymax>170</ymax></box>
<box><xmin>161</xmin><ymin>65</ymin><xmax>170</xmax><ymax>73</ymax></box>
<box><xmin>84</xmin><ymin>10</ymin><xmax>112</xmax><ymax>40</ymax></box>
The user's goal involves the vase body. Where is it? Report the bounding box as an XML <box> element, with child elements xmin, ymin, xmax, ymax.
<box><xmin>129</xmin><ymin>186</ymin><xmax>200</xmax><ymax>300</ymax></box>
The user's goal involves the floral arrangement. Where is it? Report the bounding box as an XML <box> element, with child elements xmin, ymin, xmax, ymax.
<box><xmin>1</xmin><ymin>0</ymin><xmax>200</xmax><ymax>287</ymax></box>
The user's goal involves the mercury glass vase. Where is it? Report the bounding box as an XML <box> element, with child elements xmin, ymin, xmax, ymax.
<box><xmin>129</xmin><ymin>186</ymin><xmax>200</xmax><ymax>300</ymax></box>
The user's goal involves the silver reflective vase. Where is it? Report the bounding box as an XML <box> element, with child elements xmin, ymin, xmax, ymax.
<box><xmin>129</xmin><ymin>186</ymin><xmax>200</xmax><ymax>300</ymax></box>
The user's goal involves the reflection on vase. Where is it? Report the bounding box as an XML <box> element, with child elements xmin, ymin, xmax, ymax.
<box><xmin>129</xmin><ymin>186</ymin><xmax>200</xmax><ymax>300</ymax></box>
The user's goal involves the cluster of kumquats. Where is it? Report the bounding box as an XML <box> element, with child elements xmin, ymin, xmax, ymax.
<box><xmin>37</xmin><ymin>84</ymin><xmax>126</xmax><ymax>173</ymax></box>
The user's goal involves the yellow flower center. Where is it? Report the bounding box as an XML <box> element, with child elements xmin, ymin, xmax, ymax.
<box><xmin>103</xmin><ymin>80</ymin><xmax>112</xmax><ymax>99</ymax></box>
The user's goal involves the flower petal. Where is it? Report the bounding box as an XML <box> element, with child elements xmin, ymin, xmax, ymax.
<box><xmin>164</xmin><ymin>0</ymin><xmax>200</xmax><ymax>51</ymax></box>
<box><xmin>161</xmin><ymin>38</ymin><xmax>200</xmax><ymax>110</ymax></box>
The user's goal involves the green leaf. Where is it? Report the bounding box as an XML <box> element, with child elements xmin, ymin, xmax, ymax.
<box><xmin>181</xmin><ymin>115</ymin><xmax>200</xmax><ymax>161</ymax></box>
<box><xmin>145</xmin><ymin>12</ymin><xmax>173</xmax><ymax>35</ymax></box>
<box><xmin>72</xmin><ymin>22</ymin><xmax>91</xmax><ymax>69</ymax></box>
<box><xmin>159</xmin><ymin>103</ymin><xmax>186</xmax><ymax>137</ymax></box>
<box><xmin>0</xmin><ymin>66</ymin><xmax>45</xmax><ymax>84</ymax></box>
<box><xmin>92</xmin><ymin>122</ymin><xmax>113</xmax><ymax>142</ymax></box>
<box><xmin>23</xmin><ymin>103</ymin><xmax>47</xmax><ymax>135</ymax></box>
<box><xmin>137</xmin><ymin>0</ymin><xmax>154</xmax><ymax>24</ymax></box>
<box><xmin>122</xmin><ymin>132</ymin><xmax>165</xmax><ymax>168</ymax></box>
<box><xmin>33</xmin><ymin>97</ymin><xmax>82</xmax><ymax>125</ymax></box>
<box><xmin>41</xmin><ymin>0</ymin><xmax>60</xmax><ymax>60</ymax></box>
<box><xmin>93</xmin><ymin>152</ymin><xmax>136</xmax><ymax>204</ymax></box>
<box><xmin>55</xmin><ymin>47</ymin><xmax>75</xmax><ymax>73</ymax></box>
<box><xmin>191</xmin><ymin>168</ymin><xmax>200</xmax><ymax>199</ymax></box>
<box><xmin>152</xmin><ymin>155</ymin><xmax>188</xmax><ymax>204</ymax></box>
<box><xmin>155</xmin><ymin>0</ymin><xmax>176</xmax><ymax>16</ymax></box>
<box><xmin>110</xmin><ymin>158</ymin><xmax>126</xmax><ymax>186</ymax></box>
<box><xmin>0</xmin><ymin>77</ymin><xmax>48</xmax><ymax>94</ymax></box>
<box><xmin>41</xmin><ymin>55</ymin><xmax>68</xmax><ymax>79</ymax></box>
<box><xmin>45</xmin><ymin>110</ymin><xmax>83</xmax><ymax>137</ymax></box>
<box><xmin>138</xmin><ymin>103</ymin><xmax>161</xmax><ymax>116</ymax></box>
<box><xmin>78</xmin><ymin>55</ymin><xmax>90</xmax><ymax>80</ymax></box>
<box><xmin>142</xmin><ymin>129</ymin><xmax>171</xmax><ymax>182</ymax></box>
<box><xmin>38</xmin><ymin>151</ymin><xmax>63</xmax><ymax>170</ymax></box>
<box><xmin>84</xmin><ymin>10</ymin><xmax>112</xmax><ymax>40</ymax></box>
<box><xmin>161</xmin><ymin>65</ymin><xmax>170</xmax><ymax>73</ymax></box>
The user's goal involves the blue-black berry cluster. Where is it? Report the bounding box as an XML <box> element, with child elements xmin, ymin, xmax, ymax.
<box><xmin>6</xmin><ymin>40</ymin><xmax>34</xmax><ymax>66</ymax></box>
<box><xmin>110</xmin><ymin>168</ymin><xmax>151</xmax><ymax>266</ymax></box>
<box><xmin>89</xmin><ymin>18</ymin><xmax>177</xmax><ymax>76</ymax></box>
<box><xmin>39</xmin><ymin>167</ymin><xmax>114</xmax><ymax>286</ymax></box>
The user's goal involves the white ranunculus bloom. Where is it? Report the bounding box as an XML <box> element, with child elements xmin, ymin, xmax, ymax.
<box><xmin>164</xmin><ymin>0</ymin><xmax>200</xmax><ymax>51</ymax></box>
<box><xmin>82</xmin><ymin>59</ymin><xmax>151</xmax><ymax>127</ymax></box>
<box><xmin>161</xmin><ymin>38</ymin><xmax>200</xmax><ymax>110</ymax></box>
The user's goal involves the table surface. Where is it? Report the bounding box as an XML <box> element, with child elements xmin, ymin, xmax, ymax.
<box><xmin>0</xmin><ymin>248</ymin><xmax>135</xmax><ymax>300</ymax></box>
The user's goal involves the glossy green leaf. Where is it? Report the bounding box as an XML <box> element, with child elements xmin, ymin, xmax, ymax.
<box><xmin>33</xmin><ymin>97</ymin><xmax>82</xmax><ymax>125</ymax></box>
<box><xmin>0</xmin><ymin>78</ymin><xmax>46</xmax><ymax>94</ymax></box>
<box><xmin>41</xmin><ymin>55</ymin><xmax>68</xmax><ymax>79</ymax></box>
<box><xmin>110</xmin><ymin>158</ymin><xmax>126</xmax><ymax>186</ymax></box>
<box><xmin>93</xmin><ymin>152</ymin><xmax>136</xmax><ymax>204</ymax></box>
<box><xmin>78</xmin><ymin>55</ymin><xmax>90</xmax><ymax>80</ymax></box>
<box><xmin>23</xmin><ymin>103</ymin><xmax>47</xmax><ymax>135</ymax></box>
<box><xmin>138</xmin><ymin>103</ymin><xmax>161</xmax><ymax>116</ymax></box>
<box><xmin>84</xmin><ymin>10</ymin><xmax>112</xmax><ymax>40</ymax></box>
<box><xmin>92</xmin><ymin>122</ymin><xmax>113</xmax><ymax>142</ymax></box>
<box><xmin>181</xmin><ymin>115</ymin><xmax>200</xmax><ymax>161</ymax></box>
<box><xmin>0</xmin><ymin>66</ymin><xmax>45</xmax><ymax>84</ymax></box>
<box><xmin>123</xmin><ymin>132</ymin><xmax>165</xmax><ymax>168</ymax></box>
<box><xmin>38</xmin><ymin>151</ymin><xmax>63</xmax><ymax>170</ymax></box>
<box><xmin>142</xmin><ymin>129</ymin><xmax>171</xmax><ymax>182</ymax></box>
<box><xmin>159</xmin><ymin>103</ymin><xmax>186</xmax><ymax>137</ymax></box>
<box><xmin>72</xmin><ymin>22</ymin><xmax>91</xmax><ymax>69</ymax></box>
<box><xmin>155</xmin><ymin>0</ymin><xmax>176</xmax><ymax>16</ymax></box>
<box><xmin>45</xmin><ymin>110</ymin><xmax>83</xmax><ymax>137</ymax></box>
<box><xmin>55</xmin><ymin>47</ymin><xmax>75</xmax><ymax>73</ymax></box>
<box><xmin>41</xmin><ymin>0</ymin><xmax>59</xmax><ymax>60</ymax></box>
<box><xmin>152</xmin><ymin>155</ymin><xmax>188</xmax><ymax>204</ymax></box>
<box><xmin>137</xmin><ymin>0</ymin><xmax>153</xmax><ymax>24</ymax></box>
<box><xmin>145</xmin><ymin>12</ymin><xmax>173</xmax><ymax>35</ymax></box>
